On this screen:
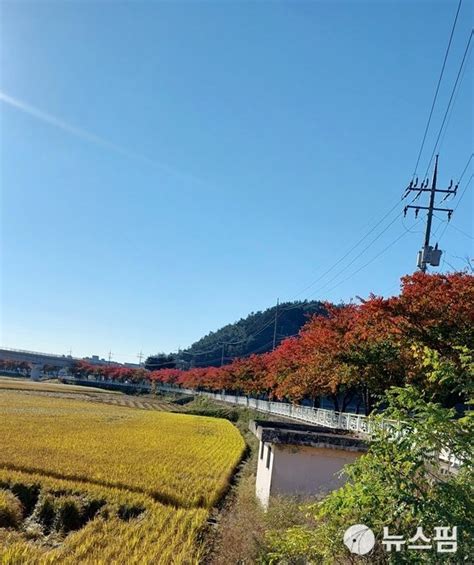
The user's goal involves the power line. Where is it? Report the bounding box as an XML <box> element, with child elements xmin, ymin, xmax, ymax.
<box><xmin>272</xmin><ymin>298</ymin><xmax>279</xmax><ymax>350</ymax></box>
<box><xmin>436</xmin><ymin>214</ymin><xmax>473</xmax><ymax>241</ymax></box>
<box><xmin>192</xmin><ymin>355</ymin><xmax>227</xmax><ymax>367</ymax></box>
<box><xmin>239</xmin><ymin>339</ymin><xmax>276</xmax><ymax>359</ymax></box>
<box><xmin>454</xmin><ymin>174</ymin><xmax>474</xmax><ymax>211</ymax></box>
<box><xmin>448</xmin><ymin>253</ymin><xmax>474</xmax><ymax>272</ymax></box>
<box><xmin>154</xmin><ymin>44</ymin><xmax>472</xmax><ymax>368</ymax></box>
<box><xmin>133</xmin><ymin>169</ymin><xmax>468</xmax><ymax>369</ymax></box>
<box><xmin>438</xmin><ymin>171</ymin><xmax>473</xmax><ymax>242</ymax></box>
<box><xmin>300</xmin><ymin>212</ymin><xmax>403</xmax><ymax>301</ymax></box>
<box><xmin>436</xmin><ymin>43</ymin><xmax>472</xmax><ymax>154</ymax></box>
<box><xmin>180</xmin><ymin>346</ymin><xmax>224</xmax><ymax>357</ymax></box>
<box><xmin>181</xmin><ymin>299</ymin><xmax>294</xmax><ymax>359</ymax></box>
<box><xmin>457</xmin><ymin>153</ymin><xmax>473</xmax><ymax>184</ymax></box>
<box><xmin>325</xmin><ymin>222</ymin><xmax>422</xmax><ymax>295</ymax></box>
<box><xmin>443</xmin><ymin>258</ymin><xmax>459</xmax><ymax>271</ymax></box>
<box><xmin>445</xmin><ymin>222</ymin><xmax>473</xmax><ymax>241</ymax></box>
<box><xmin>285</xmin><ymin>1</ymin><xmax>465</xmax><ymax>304</ymax></box>
<box><xmin>253</xmin><ymin>227</ymin><xmax>416</xmax><ymax>344</ymax></box>
<box><xmin>149</xmin><ymin>220</ymin><xmax>419</xmax><ymax>369</ymax></box>
<box><xmin>412</xmin><ymin>0</ymin><xmax>463</xmax><ymax>178</ymax></box>
<box><xmin>203</xmin><ymin>200</ymin><xmax>410</xmax><ymax>360</ymax></box>
<box><xmin>291</xmin><ymin>200</ymin><xmax>401</xmax><ymax>298</ymax></box>
<box><xmin>437</xmin><ymin>153</ymin><xmax>473</xmax><ymax>245</ymax></box>
<box><xmin>176</xmin><ymin>175</ymin><xmax>432</xmax><ymax>363</ymax></box>
<box><xmin>422</xmin><ymin>30</ymin><xmax>474</xmax><ymax>179</ymax></box>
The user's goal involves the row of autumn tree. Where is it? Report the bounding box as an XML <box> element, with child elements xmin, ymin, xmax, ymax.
<box><xmin>71</xmin><ymin>272</ymin><xmax>473</xmax><ymax>414</ymax></box>
<box><xmin>0</xmin><ymin>360</ymin><xmax>62</xmax><ymax>376</ymax></box>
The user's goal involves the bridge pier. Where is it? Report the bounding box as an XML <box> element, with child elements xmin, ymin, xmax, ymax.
<box><xmin>30</xmin><ymin>363</ymin><xmax>43</xmax><ymax>381</ymax></box>
<box><xmin>0</xmin><ymin>348</ymin><xmax>74</xmax><ymax>379</ymax></box>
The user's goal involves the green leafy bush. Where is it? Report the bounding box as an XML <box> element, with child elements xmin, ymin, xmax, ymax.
<box><xmin>263</xmin><ymin>385</ymin><xmax>473</xmax><ymax>564</ymax></box>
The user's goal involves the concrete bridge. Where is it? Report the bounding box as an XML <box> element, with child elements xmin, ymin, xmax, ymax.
<box><xmin>0</xmin><ymin>347</ymin><xmax>76</xmax><ymax>380</ymax></box>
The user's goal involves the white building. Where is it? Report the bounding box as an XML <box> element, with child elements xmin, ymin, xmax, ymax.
<box><xmin>250</xmin><ymin>420</ymin><xmax>367</xmax><ymax>508</ymax></box>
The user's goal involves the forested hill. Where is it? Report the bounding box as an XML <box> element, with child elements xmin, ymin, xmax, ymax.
<box><xmin>178</xmin><ymin>300</ymin><xmax>326</xmax><ymax>368</ymax></box>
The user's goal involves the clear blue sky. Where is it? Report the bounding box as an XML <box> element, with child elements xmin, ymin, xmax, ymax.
<box><xmin>1</xmin><ymin>0</ymin><xmax>472</xmax><ymax>363</ymax></box>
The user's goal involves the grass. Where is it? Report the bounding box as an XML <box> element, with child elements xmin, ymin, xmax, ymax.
<box><xmin>0</xmin><ymin>385</ymin><xmax>245</xmax><ymax>563</ymax></box>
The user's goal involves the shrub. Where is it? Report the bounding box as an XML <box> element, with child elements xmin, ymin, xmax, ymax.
<box><xmin>0</xmin><ymin>489</ymin><xmax>23</xmax><ymax>528</ymax></box>
<box><xmin>263</xmin><ymin>386</ymin><xmax>474</xmax><ymax>563</ymax></box>
<box><xmin>182</xmin><ymin>405</ymin><xmax>239</xmax><ymax>422</ymax></box>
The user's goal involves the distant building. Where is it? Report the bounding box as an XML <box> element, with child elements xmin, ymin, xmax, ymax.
<box><xmin>82</xmin><ymin>355</ymin><xmax>120</xmax><ymax>366</ymax></box>
<box><xmin>81</xmin><ymin>355</ymin><xmax>141</xmax><ymax>369</ymax></box>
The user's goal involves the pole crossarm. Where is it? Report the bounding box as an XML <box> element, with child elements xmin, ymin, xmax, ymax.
<box><xmin>405</xmin><ymin>187</ymin><xmax>457</xmax><ymax>195</ymax></box>
<box><xmin>402</xmin><ymin>155</ymin><xmax>460</xmax><ymax>272</ymax></box>
<box><xmin>405</xmin><ymin>205</ymin><xmax>453</xmax><ymax>213</ymax></box>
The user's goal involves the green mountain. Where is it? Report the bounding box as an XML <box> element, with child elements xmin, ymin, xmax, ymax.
<box><xmin>176</xmin><ymin>300</ymin><xmax>326</xmax><ymax>368</ymax></box>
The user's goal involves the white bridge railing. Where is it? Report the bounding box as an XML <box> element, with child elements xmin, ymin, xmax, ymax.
<box><xmin>187</xmin><ymin>388</ymin><xmax>371</xmax><ymax>434</ymax></box>
<box><xmin>61</xmin><ymin>377</ymin><xmax>461</xmax><ymax>470</ymax></box>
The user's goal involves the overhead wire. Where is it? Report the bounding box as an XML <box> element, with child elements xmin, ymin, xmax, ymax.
<box><xmin>149</xmin><ymin>9</ymin><xmax>471</xmax><ymax>370</ymax></box>
<box><xmin>291</xmin><ymin>200</ymin><xmax>401</xmax><ymax>299</ymax></box>
<box><xmin>301</xmin><ymin>212</ymin><xmax>404</xmax><ymax>298</ymax></box>
<box><xmin>436</xmin><ymin>43</ymin><xmax>472</xmax><ymax>153</ymax></box>
<box><xmin>314</xmin><ymin>220</ymin><xmax>423</xmax><ymax>298</ymax></box>
<box><xmin>411</xmin><ymin>0</ymin><xmax>463</xmax><ymax>178</ymax></box>
<box><xmin>437</xmin><ymin>168</ymin><xmax>473</xmax><ymax>242</ymax></box>
<box><xmin>422</xmin><ymin>29</ymin><xmax>474</xmax><ymax>180</ymax></box>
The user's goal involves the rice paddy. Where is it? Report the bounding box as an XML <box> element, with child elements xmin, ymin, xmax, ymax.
<box><xmin>0</xmin><ymin>380</ymin><xmax>245</xmax><ymax>563</ymax></box>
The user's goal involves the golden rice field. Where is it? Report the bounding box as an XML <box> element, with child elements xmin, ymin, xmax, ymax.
<box><xmin>0</xmin><ymin>377</ymin><xmax>119</xmax><ymax>395</ymax></box>
<box><xmin>0</xmin><ymin>382</ymin><xmax>245</xmax><ymax>564</ymax></box>
<box><xmin>0</xmin><ymin>377</ymin><xmax>184</xmax><ymax>412</ymax></box>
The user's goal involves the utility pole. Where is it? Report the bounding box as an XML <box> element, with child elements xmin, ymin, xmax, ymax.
<box><xmin>422</xmin><ymin>155</ymin><xmax>439</xmax><ymax>271</ymax></box>
<box><xmin>220</xmin><ymin>343</ymin><xmax>225</xmax><ymax>367</ymax></box>
<box><xmin>137</xmin><ymin>351</ymin><xmax>144</xmax><ymax>366</ymax></box>
<box><xmin>108</xmin><ymin>351</ymin><xmax>113</xmax><ymax>365</ymax></box>
<box><xmin>272</xmin><ymin>298</ymin><xmax>279</xmax><ymax>350</ymax></box>
<box><xmin>403</xmin><ymin>155</ymin><xmax>457</xmax><ymax>272</ymax></box>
